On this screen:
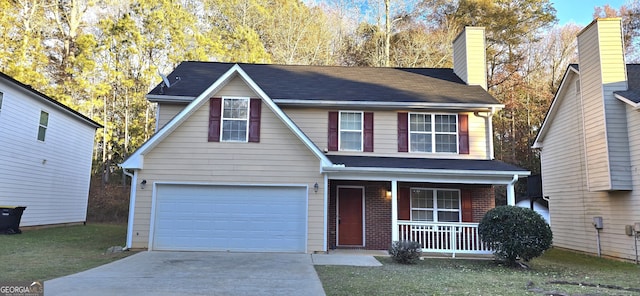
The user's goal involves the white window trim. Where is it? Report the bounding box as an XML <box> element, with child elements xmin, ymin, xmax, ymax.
<box><xmin>408</xmin><ymin>112</ymin><xmax>459</xmax><ymax>154</ymax></box>
<box><xmin>409</xmin><ymin>188</ymin><xmax>461</xmax><ymax>222</ymax></box>
<box><xmin>338</xmin><ymin>111</ymin><xmax>363</xmax><ymax>152</ymax></box>
<box><xmin>220</xmin><ymin>97</ymin><xmax>250</xmax><ymax>142</ymax></box>
<box><xmin>37</xmin><ymin>110</ymin><xmax>49</xmax><ymax>142</ymax></box>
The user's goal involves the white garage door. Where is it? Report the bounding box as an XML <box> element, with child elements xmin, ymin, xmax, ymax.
<box><xmin>152</xmin><ymin>184</ymin><xmax>307</xmax><ymax>252</ymax></box>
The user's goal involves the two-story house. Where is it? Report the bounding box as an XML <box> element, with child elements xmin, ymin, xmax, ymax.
<box><xmin>121</xmin><ymin>27</ymin><xmax>530</xmax><ymax>255</ymax></box>
<box><xmin>533</xmin><ymin>18</ymin><xmax>640</xmax><ymax>261</ymax></box>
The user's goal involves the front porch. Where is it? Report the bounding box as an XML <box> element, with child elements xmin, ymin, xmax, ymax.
<box><xmin>328</xmin><ymin>180</ymin><xmax>497</xmax><ymax>257</ymax></box>
<box><xmin>397</xmin><ymin>221</ymin><xmax>492</xmax><ymax>257</ymax></box>
<box><xmin>322</xmin><ymin>156</ymin><xmax>529</xmax><ymax>257</ymax></box>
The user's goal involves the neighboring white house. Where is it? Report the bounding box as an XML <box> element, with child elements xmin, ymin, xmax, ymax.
<box><xmin>0</xmin><ymin>72</ymin><xmax>102</xmax><ymax>227</ymax></box>
<box><xmin>533</xmin><ymin>18</ymin><xmax>640</xmax><ymax>261</ymax></box>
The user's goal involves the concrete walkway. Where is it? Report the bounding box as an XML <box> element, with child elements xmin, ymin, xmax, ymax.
<box><xmin>312</xmin><ymin>250</ymin><xmax>385</xmax><ymax>266</ymax></box>
<box><xmin>45</xmin><ymin>252</ymin><xmax>327</xmax><ymax>296</ymax></box>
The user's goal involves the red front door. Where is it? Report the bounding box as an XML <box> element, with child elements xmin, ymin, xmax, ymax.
<box><xmin>338</xmin><ymin>187</ymin><xmax>364</xmax><ymax>246</ymax></box>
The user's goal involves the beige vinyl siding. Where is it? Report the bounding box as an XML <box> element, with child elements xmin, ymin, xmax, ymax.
<box><xmin>157</xmin><ymin>103</ymin><xmax>187</xmax><ymax>129</ymax></box>
<box><xmin>132</xmin><ymin>80</ymin><xmax>325</xmax><ymax>252</ymax></box>
<box><xmin>453</xmin><ymin>27</ymin><xmax>487</xmax><ymax>90</ymax></box>
<box><xmin>155</xmin><ymin>77</ymin><xmax>258</xmax><ymax>129</ymax></box>
<box><xmin>577</xmin><ymin>19</ymin><xmax>632</xmax><ymax>190</ymax></box>
<box><xmin>285</xmin><ymin>108</ymin><xmax>490</xmax><ymax>159</ymax></box>
<box><xmin>216</xmin><ymin>76</ymin><xmax>259</xmax><ymax>97</ymax></box>
<box><xmin>541</xmin><ymin>73</ymin><xmax>640</xmax><ymax>261</ymax></box>
<box><xmin>540</xmin><ymin>74</ymin><xmax>595</xmax><ymax>253</ymax></box>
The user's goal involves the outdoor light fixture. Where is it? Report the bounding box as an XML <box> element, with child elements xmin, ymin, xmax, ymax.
<box><xmin>141</xmin><ymin>179</ymin><xmax>147</xmax><ymax>189</ymax></box>
<box><xmin>314</xmin><ymin>182</ymin><xmax>319</xmax><ymax>193</ymax></box>
<box><xmin>386</xmin><ymin>190</ymin><xmax>392</xmax><ymax>199</ymax></box>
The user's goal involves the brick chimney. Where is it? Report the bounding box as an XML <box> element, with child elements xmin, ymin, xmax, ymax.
<box><xmin>577</xmin><ymin>18</ymin><xmax>631</xmax><ymax>191</ymax></box>
<box><xmin>453</xmin><ymin>27</ymin><xmax>487</xmax><ymax>90</ymax></box>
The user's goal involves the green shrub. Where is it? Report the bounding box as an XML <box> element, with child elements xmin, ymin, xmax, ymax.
<box><xmin>389</xmin><ymin>240</ymin><xmax>422</xmax><ymax>264</ymax></box>
<box><xmin>478</xmin><ymin>206</ymin><xmax>552</xmax><ymax>265</ymax></box>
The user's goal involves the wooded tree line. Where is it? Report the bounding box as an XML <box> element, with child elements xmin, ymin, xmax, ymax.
<box><xmin>1</xmin><ymin>0</ymin><xmax>638</xmax><ymax>180</ymax></box>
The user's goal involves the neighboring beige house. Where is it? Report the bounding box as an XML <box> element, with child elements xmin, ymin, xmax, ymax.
<box><xmin>121</xmin><ymin>27</ymin><xmax>529</xmax><ymax>254</ymax></box>
<box><xmin>533</xmin><ymin>18</ymin><xmax>640</xmax><ymax>261</ymax></box>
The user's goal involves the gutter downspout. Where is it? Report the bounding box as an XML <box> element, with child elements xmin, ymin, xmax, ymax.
<box><xmin>474</xmin><ymin>107</ymin><xmax>496</xmax><ymax>159</ymax></box>
<box><xmin>323</xmin><ymin>173</ymin><xmax>328</xmax><ymax>252</ymax></box>
<box><xmin>122</xmin><ymin>169</ymin><xmax>137</xmax><ymax>250</ymax></box>
<box><xmin>507</xmin><ymin>174</ymin><xmax>518</xmax><ymax>206</ymax></box>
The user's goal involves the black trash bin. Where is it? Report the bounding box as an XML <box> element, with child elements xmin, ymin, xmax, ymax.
<box><xmin>0</xmin><ymin>206</ymin><xmax>27</xmax><ymax>234</ymax></box>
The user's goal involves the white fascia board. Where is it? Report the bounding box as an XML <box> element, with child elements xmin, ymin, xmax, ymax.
<box><xmin>121</xmin><ymin>64</ymin><xmax>333</xmax><ymax>169</ymax></box>
<box><xmin>234</xmin><ymin>66</ymin><xmax>333</xmax><ymax>167</ymax></box>
<box><xmin>532</xmin><ymin>66</ymin><xmax>579</xmax><ymax>149</ymax></box>
<box><xmin>614</xmin><ymin>93</ymin><xmax>640</xmax><ymax>109</ymax></box>
<box><xmin>120</xmin><ymin>154</ymin><xmax>144</xmax><ymax>169</ymax></box>
<box><xmin>273</xmin><ymin>99</ymin><xmax>504</xmax><ymax>111</ymax></box>
<box><xmin>321</xmin><ymin>166</ymin><xmax>530</xmax><ymax>184</ymax></box>
<box><xmin>146</xmin><ymin>94</ymin><xmax>196</xmax><ymax>103</ymax></box>
<box><xmin>120</xmin><ymin>65</ymin><xmax>240</xmax><ymax>166</ymax></box>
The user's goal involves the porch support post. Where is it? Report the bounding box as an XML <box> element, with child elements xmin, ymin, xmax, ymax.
<box><xmin>507</xmin><ymin>174</ymin><xmax>518</xmax><ymax>206</ymax></box>
<box><xmin>391</xmin><ymin>179</ymin><xmax>398</xmax><ymax>242</ymax></box>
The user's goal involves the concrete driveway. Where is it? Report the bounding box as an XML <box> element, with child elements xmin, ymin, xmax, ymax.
<box><xmin>45</xmin><ymin>252</ymin><xmax>326</xmax><ymax>296</ymax></box>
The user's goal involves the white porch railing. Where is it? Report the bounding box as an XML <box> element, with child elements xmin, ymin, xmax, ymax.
<box><xmin>397</xmin><ymin>221</ymin><xmax>493</xmax><ymax>257</ymax></box>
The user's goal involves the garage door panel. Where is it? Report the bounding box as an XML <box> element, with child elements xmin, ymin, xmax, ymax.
<box><xmin>152</xmin><ymin>184</ymin><xmax>307</xmax><ymax>252</ymax></box>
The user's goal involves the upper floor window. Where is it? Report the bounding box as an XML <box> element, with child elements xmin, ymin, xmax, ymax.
<box><xmin>409</xmin><ymin>113</ymin><xmax>458</xmax><ymax>153</ymax></box>
<box><xmin>38</xmin><ymin>110</ymin><xmax>49</xmax><ymax>141</ymax></box>
<box><xmin>339</xmin><ymin>111</ymin><xmax>363</xmax><ymax>151</ymax></box>
<box><xmin>410</xmin><ymin>188</ymin><xmax>461</xmax><ymax>222</ymax></box>
<box><xmin>221</xmin><ymin>98</ymin><xmax>249</xmax><ymax>142</ymax></box>
<box><xmin>328</xmin><ymin>111</ymin><xmax>373</xmax><ymax>152</ymax></box>
<box><xmin>208</xmin><ymin>97</ymin><xmax>261</xmax><ymax>143</ymax></box>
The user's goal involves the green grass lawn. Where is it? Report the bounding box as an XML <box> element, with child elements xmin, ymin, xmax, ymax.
<box><xmin>0</xmin><ymin>224</ymin><xmax>134</xmax><ymax>282</ymax></box>
<box><xmin>316</xmin><ymin>249</ymin><xmax>640</xmax><ymax>296</ymax></box>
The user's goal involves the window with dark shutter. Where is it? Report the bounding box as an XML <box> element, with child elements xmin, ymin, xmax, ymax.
<box><xmin>248</xmin><ymin>99</ymin><xmax>261</xmax><ymax>142</ymax></box>
<box><xmin>458</xmin><ymin>114</ymin><xmax>469</xmax><ymax>154</ymax></box>
<box><xmin>398</xmin><ymin>187</ymin><xmax>411</xmax><ymax>220</ymax></box>
<box><xmin>363</xmin><ymin>112</ymin><xmax>374</xmax><ymax>152</ymax></box>
<box><xmin>461</xmin><ymin>190</ymin><xmax>473</xmax><ymax>222</ymax></box>
<box><xmin>397</xmin><ymin>112</ymin><xmax>408</xmax><ymax>152</ymax></box>
<box><xmin>208</xmin><ymin>98</ymin><xmax>222</xmax><ymax>142</ymax></box>
<box><xmin>328</xmin><ymin>111</ymin><xmax>338</xmax><ymax>151</ymax></box>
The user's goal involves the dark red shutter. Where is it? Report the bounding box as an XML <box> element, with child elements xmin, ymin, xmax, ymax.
<box><xmin>397</xmin><ymin>112</ymin><xmax>408</xmax><ymax>152</ymax></box>
<box><xmin>328</xmin><ymin>111</ymin><xmax>338</xmax><ymax>151</ymax></box>
<box><xmin>248</xmin><ymin>99</ymin><xmax>261</xmax><ymax>142</ymax></box>
<box><xmin>458</xmin><ymin>114</ymin><xmax>469</xmax><ymax>154</ymax></box>
<box><xmin>208</xmin><ymin>98</ymin><xmax>222</xmax><ymax>142</ymax></box>
<box><xmin>363</xmin><ymin>112</ymin><xmax>374</xmax><ymax>152</ymax></box>
<box><xmin>461</xmin><ymin>190</ymin><xmax>473</xmax><ymax>222</ymax></box>
<box><xmin>398</xmin><ymin>187</ymin><xmax>411</xmax><ymax>220</ymax></box>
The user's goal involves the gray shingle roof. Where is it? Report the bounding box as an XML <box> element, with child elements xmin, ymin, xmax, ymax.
<box><xmin>615</xmin><ymin>64</ymin><xmax>640</xmax><ymax>103</ymax></box>
<box><xmin>0</xmin><ymin>71</ymin><xmax>102</xmax><ymax>128</ymax></box>
<box><xmin>327</xmin><ymin>155</ymin><xmax>528</xmax><ymax>172</ymax></box>
<box><xmin>149</xmin><ymin>62</ymin><xmax>500</xmax><ymax>105</ymax></box>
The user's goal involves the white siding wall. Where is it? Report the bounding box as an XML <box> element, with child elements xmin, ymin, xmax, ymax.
<box><xmin>0</xmin><ymin>80</ymin><xmax>96</xmax><ymax>226</ymax></box>
<box><xmin>285</xmin><ymin>108</ymin><xmax>491</xmax><ymax>159</ymax></box>
<box><xmin>133</xmin><ymin>79</ymin><xmax>325</xmax><ymax>252</ymax></box>
<box><xmin>577</xmin><ymin>19</ymin><xmax>632</xmax><ymax>190</ymax></box>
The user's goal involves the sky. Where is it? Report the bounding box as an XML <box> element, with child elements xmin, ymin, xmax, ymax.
<box><xmin>553</xmin><ymin>0</ymin><xmax>628</xmax><ymax>25</ymax></box>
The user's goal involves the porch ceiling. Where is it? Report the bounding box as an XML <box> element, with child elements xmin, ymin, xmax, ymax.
<box><xmin>322</xmin><ymin>155</ymin><xmax>530</xmax><ymax>185</ymax></box>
